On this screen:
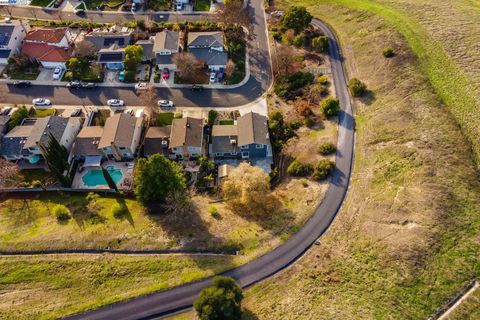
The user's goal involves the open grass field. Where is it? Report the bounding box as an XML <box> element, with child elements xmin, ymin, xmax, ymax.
<box><xmin>230</xmin><ymin>1</ymin><xmax>480</xmax><ymax>319</ymax></box>
<box><xmin>0</xmin><ymin>254</ymin><xmax>234</xmax><ymax>320</ymax></box>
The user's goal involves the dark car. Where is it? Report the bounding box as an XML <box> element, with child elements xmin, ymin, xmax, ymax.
<box><xmin>75</xmin><ymin>8</ymin><xmax>85</xmax><ymax>16</ymax></box>
<box><xmin>190</xmin><ymin>85</ymin><xmax>204</xmax><ymax>92</ymax></box>
<box><xmin>13</xmin><ymin>80</ymin><xmax>31</xmax><ymax>88</ymax></box>
<box><xmin>66</xmin><ymin>80</ymin><xmax>83</xmax><ymax>89</ymax></box>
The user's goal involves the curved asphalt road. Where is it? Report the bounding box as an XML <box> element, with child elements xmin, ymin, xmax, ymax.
<box><xmin>64</xmin><ymin>18</ymin><xmax>355</xmax><ymax>320</ymax></box>
<box><xmin>0</xmin><ymin>2</ymin><xmax>271</xmax><ymax>108</ymax></box>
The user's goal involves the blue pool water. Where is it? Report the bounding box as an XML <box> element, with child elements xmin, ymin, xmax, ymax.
<box><xmin>82</xmin><ymin>166</ymin><xmax>123</xmax><ymax>187</ymax></box>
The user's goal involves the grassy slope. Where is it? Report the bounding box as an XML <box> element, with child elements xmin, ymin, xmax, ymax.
<box><xmin>0</xmin><ymin>255</ymin><xmax>234</xmax><ymax>320</ymax></box>
<box><xmin>447</xmin><ymin>286</ymin><xmax>480</xmax><ymax>320</ymax></box>
<box><xmin>237</xmin><ymin>2</ymin><xmax>480</xmax><ymax>319</ymax></box>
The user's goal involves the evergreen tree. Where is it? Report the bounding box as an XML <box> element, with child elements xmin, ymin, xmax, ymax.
<box><xmin>40</xmin><ymin>134</ymin><xmax>71</xmax><ymax>187</ymax></box>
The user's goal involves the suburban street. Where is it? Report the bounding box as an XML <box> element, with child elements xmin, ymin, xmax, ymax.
<box><xmin>0</xmin><ymin>1</ymin><xmax>271</xmax><ymax>108</ymax></box>
<box><xmin>63</xmin><ymin>17</ymin><xmax>355</xmax><ymax>320</ymax></box>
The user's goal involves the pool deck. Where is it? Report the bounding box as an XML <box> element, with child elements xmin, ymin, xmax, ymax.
<box><xmin>71</xmin><ymin>160</ymin><xmax>134</xmax><ymax>190</ymax></box>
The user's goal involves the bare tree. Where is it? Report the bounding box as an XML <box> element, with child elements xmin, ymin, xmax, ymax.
<box><xmin>75</xmin><ymin>40</ymin><xmax>96</xmax><ymax>58</ymax></box>
<box><xmin>0</xmin><ymin>159</ymin><xmax>21</xmax><ymax>189</ymax></box>
<box><xmin>138</xmin><ymin>85</ymin><xmax>159</xmax><ymax>119</ymax></box>
<box><xmin>274</xmin><ymin>45</ymin><xmax>298</xmax><ymax>75</ymax></box>
<box><xmin>224</xmin><ymin>59</ymin><xmax>236</xmax><ymax>78</ymax></box>
<box><xmin>173</xmin><ymin>52</ymin><xmax>205</xmax><ymax>84</ymax></box>
<box><xmin>214</xmin><ymin>0</ymin><xmax>252</xmax><ymax>31</ymax></box>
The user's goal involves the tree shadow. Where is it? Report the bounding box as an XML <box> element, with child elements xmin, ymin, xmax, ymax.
<box><xmin>115</xmin><ymin>197</ymin><xmax>134</xmax><ymax>227</ymax></box>
<box><xmin>242</xmin><ymin>308</ymin><xmax>259</xmax><ymax>320</ymax></box>
<box><xmin>358</xmin><ymin>90</ymin><xmax>376</xmax><ymax>105</ymax></box>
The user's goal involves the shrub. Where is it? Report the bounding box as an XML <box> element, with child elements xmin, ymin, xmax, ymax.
<box><xmin>321</xmin><ymin>98</ymin><xmax>340</xmax><ymax>117</ymax></box>
<box><xmin>123</xmin><ymin>70</ymin><xmax>136</xmax><ymax>82</ymax></box>
<box><xmin>64</xmin><ymin>71</ymin><xmax>73</xmax><ymax>81</ymax></box>
<box><xmin>293</xmin><ymin>33</ymin><xmax>307</xmax><ymax>47</ymax></box>
<box><xmin>8</xmin><ymin>106</ymin><xmax>29</xmax><ymax>130</ymax></box>
<box><xmin>317</xmin><ymin>75</ymin><xmax>329</xmax><ymax>85</ymax></box>
<box><xmin>383</xmin><ymin>47</ymin><xmax>395</xmax><ymax>58</ymax></box>
<box><xmin>271</xmin><ymin>31</ymin><xmax>282</xmax><ymax>41</ymax></box>
<box><xmin>348</xmin><ymin>78</ymin><xmax>367</xmax><ymax>97</ymax></box>
<box><xmin>274</xmin><ymin>71</ymin><xmax>315</xmax><ymax>100</ymax></box>
<box><xmin>318</xmin><ymin>142</ymin><xmax>336</xmax><ymax>155</ymax></box>
<box><xmin>313</xmin><ymin>159</ymin><xmax>335</xmax><ymax>181</ymax></box>
<box><xmin>312</xmin><ymin>35</ymin><xmax>329</xmax><ymax>53</ymax></box>
<box><xmin>287</xmin><ymin>160</ymin><xmax>313</xmax><ymax>177</ymax></box>
<box><xmin>111</xmin><ymin>203</ymin><xmax>127</xmax><ymax>219</ymax></box>
<box><xmin>53</xmin><ymin>205</ymin><xmax>70</xmax><ymax>222</ymax></box>
<box><xmin>208</xmin><ymin>205</ymin><xmax>220</xmax><ymax>218</ymax></box>
<box><xmin>31</xmin><ymin>180</ymin><xmax>43</xmax><ymax>188</ymax></box>
<box><xmin>304</xmin><ymin>118</ymin><xmax>314</xmax><ymax>127</ymax></box>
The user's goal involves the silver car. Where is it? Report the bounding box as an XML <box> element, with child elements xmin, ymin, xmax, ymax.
<box><xmin>107</xmin><ymin>99</ymin><xmax>125</xmax><ymax>107</ymax></box>
<box><xmin>32</xmin><ymin>98</ymin><xmax>52</xmax><ymax>106</ymax></box>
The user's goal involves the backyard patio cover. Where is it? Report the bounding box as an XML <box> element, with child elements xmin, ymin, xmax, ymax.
<box><xmin>84</xmin><ymin>155</ymin><xmax>102</xmax><ymax>168</ymax></box>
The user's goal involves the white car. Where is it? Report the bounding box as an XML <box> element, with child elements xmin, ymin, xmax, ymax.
<box><xmin>157</xmin><ymin>100</ymin><xmax>174</xmax><ymax>108</ymax></box>
<box><xmin>123</xmin><ymin>109</ymin><xmax>134</xmax><ymax>115</ymax></box>
<box><xmin>53</xmin><ymin>67</ymin><xmax>63</xmax><ymax>80</ymax></box>
<box><xmin>209</xmin><ymin>72</ymin><xmax>216</xmax><ymax>83</ymax></box>
<box><xmin>32</xmin><ymin>98</ymin><xmax>52</xmax><ymax>107</ymax></box>
<box><xmin>107</xmin><ymin>99</ymin><xmax>125</xmax><ymax>107</ymax></box>
<box><xmin>134</xmin><ymin>82</ymin><xmax>149</xmax><ymax>91</ymax></box>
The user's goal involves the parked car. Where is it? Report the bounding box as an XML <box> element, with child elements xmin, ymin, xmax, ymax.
<box><xmin>0</xmin><ymin>107</ymin><xmax>12</xmax><ymax>115</ymax></box>
<box><xmin>75</xmin><ymin>8</ymin><xmax>85</xmax><ymax>16</ymax></box>
<box><xmin>66</xmin><ymin>80</ymin><xmax>83</xmax><ymax>89</ymax></box>
<box><xmin>134</xmin><ymin>82</ymin><xmax>149</xmax><ymax>91</ymax></box>
<box><xmin>157</xmin><ymin>100</ymin><xmax>174</xmax><ymax>108</ymax></box>
<box><xmin>107</xmin><ymin>99</ymin><xmax>125</xmax><ymax>107</ymax></box>
<box><xmin>32</xmin><ymin>98</ymin><xmax>52</xmax><ymax>107</ymax></box>
<box><xmin>132</xmin><ymin>3</ymin><xmax>138</xmax><ymax>11</ymax></box>
<box><xmin>119</xmin><ymin>71</ymin><xmax>125</xmax><ymax>82</ymax></box>
<box><xmin>209</xmin><ymin>72</ymin><xmax>216</xmax><ymax>83</ymax></box>
<box><xmin>83</xmin><ymin>82</ymin><xmax>97</xmax><ymax>89</ymax></box>
<box><xmin>190</xmin><ymin>85</ymin><xmax>204</xmax><ymax>92</ymax></box>
<box><xmin>176</xmin><ymin>2</ymin><xmax>183</xmax><ymax>10</ymax></box>
<box><xmin>162</xmin><ymin>68</ymin><xmax>170</xmax><ymax>79</ymax></box>
<box><xmin>123</xmin><ymin>109</ymin><xmax>134</xmax><ymax>115</ymax></box>
<box><xmin>53</xmin><ymin>67</ymin><xmax>63</xmax><ymax>80</ymax></box>
<box><xmin>13</xmin><ymin>80</ymin><xmax>31</xmax><ymax>88</ymax></box>
<box><xmin>70</xmin><ymin>108</ymin><xmax>82</xmax><ymax>117</ymax></box>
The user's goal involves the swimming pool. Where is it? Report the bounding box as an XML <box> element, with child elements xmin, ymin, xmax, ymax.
<box><xmin>82</xmin><ymin>166</ymin><xmax>123</xmax><ymax>187</ymax></box>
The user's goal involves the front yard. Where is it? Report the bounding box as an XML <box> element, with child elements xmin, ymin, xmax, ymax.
<box><xmin>3</xmin><ymin>65</ymin><xmax>40</xmax><ymax>80</ymax></box>
<box><xmin>147</xmin><ymin>0</ymin><xmax>172</xmax><ymax>11</ymax></box>
<box><xmin>194</xmin><ymin>0</ymin><xmax>211</xmax><ymax>11</ymax></box>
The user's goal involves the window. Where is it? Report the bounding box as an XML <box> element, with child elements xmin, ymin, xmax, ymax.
<box><xmin>119</xmin><ymin>147</ymin><xmax>126</xmax><ymax>150</ymax></box>
<box><xmin>241</xmin><ymin>145</ymin><xmax>249</xmax><ymax>150</ymax></box>
<box><xmin>256</xmin><ymin>144</ymin><xmax>264</xmax><ymax>149</ymax></box>
<box><xmin>215</xmin><ymin>152</ymin><xmax>224</xmax><ymax>157</ymax></box>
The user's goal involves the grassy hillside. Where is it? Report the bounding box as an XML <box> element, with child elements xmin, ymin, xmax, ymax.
<box><xmin>238</xmin><ymin>1</ymin><xmax>480</xmax><ymax>319</ymax></box>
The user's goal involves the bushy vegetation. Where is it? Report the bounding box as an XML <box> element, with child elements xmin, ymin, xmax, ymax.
<box><xmin>383</xmin><ymin>47</ymin><xmax>395</xmax><ymax>57</ymax></box>
<box><xmin>268</xmin><ymin>110</ymin><xmax>298</xmax><ymax>152</ymax></box>
<box><xmin>208</xmin><ymin>110</ymin><xmax>218</xmax><ymax>126</ymax></box>
<box><xmin>53</xmin><ymin>205</ymin><xmax>70</xmax><ymax>222</ymax></box>
<box><xmin>281</xmin><ymin>6</ymin><xmax>313</xmax><ymax>33</ymax></box>
<box><xmin>318</xmin><ymin>142</ymin><xmax>336</xmax><ymax>155</ymax></box>
<box><xmin>111</xmin><ymin>203</ymin><xmax>127</xmax><ymax>219</ymax></box>
<box><xmin>312</xmin><ymin>35</ymin><xmax>329</xmax><ymax>53</ymax></box>
<box><xmin>274</xmin><ymin>71</ymin><xmax>315</xmax><ymax>100</ymax></box>
<box><xmin>348</xmin><ymin>78</ymin><xmax>367</xmax><ymax>97</ymax></box>
<box><xmin>287</xmin><ymin>160</ymin><xmax>313</xmax><ymax>176</ymax></box>
<box><xmin>194</xmin><ymin>276</ymin><xmax>244</xmax><ymax>320</ymax></box>
<box><xmin>320</xmin><ymin>98</ymin><xmax>340</xmax><ymax>117</ymax></box>
<box><xmin>312</xmin><ymin>159</ymin><xmax>335</xmax><ymax>181</ymax></box>
<box><xmin>8</xmin><ymin>106</ymin><xmax>29</xmax><ymax>131</ymax></box>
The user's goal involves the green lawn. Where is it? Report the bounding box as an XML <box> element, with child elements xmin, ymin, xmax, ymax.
<box><xmin>84</xmin><ymin>0</ymin><xmax>103</xmax><ymax>10</ymax></box>
<box><xmin>29</xmin><ymin>0</ymin><xmax>53</xmax><ymax>7</ymax></box>
<box><xmin>219</xmin><ymin>119</ymin><xmax>234</xmax><ymax>125</ymax></box>
<box><xmin>194</xmin><ymin>0</ymin><xmax>211</xmax><ymax>11</ymax></box>
<box><xmin>156</xmin><ymin>112</ymin><xmax>174</xmax><ymax>126</ymax></box>
<box><xmin>31</xmin><ymin>108</ymin><xmax>56</xmax><ymax>117</ymax></box>
<box><xmin>7</xmin><ymin>67</ymin><xmax>40</xmax><ymax>80</ymax></box>
<box><xmin>0</xmin><ymin>255</ymin><xmax>234</xmax><ymax>320</ymax></box>
<box><xmin>147</xmin><ymin>0</ymin><xmax>172</xmax><ymax>11</ymax></box>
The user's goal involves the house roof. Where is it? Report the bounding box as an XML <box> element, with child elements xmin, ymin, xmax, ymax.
<box><xmin>0</xmin><ymin>49</ymin><xmax>11</xmax><ymax>58</ymax></box>
<box><xmin>136</xmin><ymin>39</ymin><xmax>155</xmax><ymax>59</ymax></box>
<box><xmin>24</xmin><ymin>116</ymin><xmax>71</xmax><ymax>149</ymax></box>
<box><xmin>98</xmin><ymin>52</ymin><xmax>125</xmax><ymax>63</ymax></box>
<box><xmin>211</xmin><ymin>125</ymin><xmax>239</xmax><ymax>154</ymax></box>
<box><xmin>0</xmin><ymin>115</ymin><xmax>10</xmax><ymax>132</ymax></box>
<box><xmin>71</xmin><ymin>126</ymin><xmax>104</xmax><ymax>157</ymax></box>
<box><xmin>85</xmin><ymin>32</ymin><xmax>131</xmax><ymax>50</ymax></box>
<box><xmin>170</xmin><ymin>117</ymin><xmax>203</xmax><ymax>148</ymax></box>
<box><xmin>98</xmin><ymin>113</ymin><xmax>143</xmax><ymax>149</ymax></box>
<box><xmin>21</xmin><ymin>42</ymin><xmax>73</xmax><ymax>62</ymax></box>
<box><xmin>154</xmin><ymin>30</ymin><xmax>180</xmax><ymax>52</ymax></box>
<box><xmin>0</xmin><ymin>24</ymin><xmax>14</xmax><ymax>46</ymax></box>
<box><xmin>0</xmin><ymin>125</ymin><xmax>33</xmax><ymax>158</ymax></box>
<box><xmin>188</xmin><ymin>31</ymin><xmax>224</xmax><ymax>48</ymax></box>
<box><xmin>156</xmin><ymin>53</ymin><xmax>174</xmax><ymax>65</ymax></box>
<box><xmin>144</xmin><ymin>126</ymin><xmax>171</xmax><ymax>156</ymax></box>
<box><xmin>24</xmin><ymin>28</ymin><xmax>67</xmax><ymax>44</ymax></box>
<box><xmin>212</xmin><ymin>125</ymin><xmax>237</xmax><ymax>137</ymax></box>
<box><xmin>237</xmin><ymin>112</ymin><xmax>269</xmax><ymax>146</ymax></box>
<box><xmin>190</xmin><ymin>48</ymin><xmax>228</xmax><ymax>67</ymax></box>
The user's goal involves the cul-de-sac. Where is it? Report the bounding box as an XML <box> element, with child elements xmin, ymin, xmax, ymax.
<box><xmin>0</xmin><ymin>0</ymin><xmax>478</xmax><ymax>319</ymax></box>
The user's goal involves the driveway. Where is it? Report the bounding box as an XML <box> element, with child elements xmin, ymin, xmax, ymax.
<box><xmin>36</xmin><ymin>68</ymin><xmax>56</xmax><ymax>82</ymax></box>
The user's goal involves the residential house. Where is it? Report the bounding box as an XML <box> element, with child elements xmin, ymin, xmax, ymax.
<box><xmin>85</xmin><ymin>26</ymin><xmax>132</xmax><ymax>70</ymax></box>
<box><xmin>136</xmin><ymin>37</ymin><xmax>155</xmax><ymax>62</ymax></box>
<box><xmin>187</xmin><ymin>31</ymin><xmax>228</xmax><ymax>71</ymax></box>
<box><xmin>98</xmin><ymin>113</ymin><xmax>144</xmax><ymax>161</ymax></box>
<box><xmin>0</xmin><ymin>19</ymin><xmax>30</xmax><ymax>65</ymax></box>
<box><xmin>21</xmin><ymin>28</ymin><xmax>73</xmax><ymax>68</ymax></box>
<box><xmin>169</xmin><ymin>117</ymin><xmax>204</xmax><ymax>159</ymax></box>
<box><xmin>0</xmin><ymin>116</ymin><xmax>81</xmax><ymax>162</ymax></box>
<box><xmin>70</xmin><ymin>126</ymin><xmax>103</xmax><ymax>162</ymax></box>
<box><xmin>153</xmin><ymin>29</ymin><xmax>182</xmax><ymax>70</ymax></box>
<box><xmin>210</xmin><ymin>112</ymin><xmax>271</xmax><ymax>160</ymax></box>
<box><xmin>143</xmin><ymin>126</ymin><xmax>171</xmax><ymax>157</ymax></box>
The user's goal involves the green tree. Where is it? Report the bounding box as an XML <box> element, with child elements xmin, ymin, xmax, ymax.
<box><xmin>40</xmin><ymin>134</ymin><xmax>71</xmax><ymax>187</ymax></box>
<box><xmin>287</xmin><ymin>160</ymin><xmax>313</xmax><ymax>176</ymax></box>
<box><xmin>313</xmin><ymin>159</ymin><xmax>335</xmax><ymax>181</ymax></box>
<box><xmin>8</xmin><ymin>106</ymin><xmax>29</xmax><ymax>130</ymax></box>
<box><xmin>281</xmin><ymin>6</ymin><xmax>313</xmax><ymax>34</ymax></box>
<box><xmin>321</xmin><ymin>98</ymin><xmax>340</xmax><ymax>117</ymax></box>
<box><xmin>293</xmin><ymin>33</ymin><xmax>306</xmax><ymax>47</ymax></box>
<box><xmin>383</xmin><ymin>47</ymin><xmax>395</xmax><ymax>58</ymax></box>
<box><xmin>134</xmin><ymin>154</ymin><xmax>186</xmax><ymax>205</ymax></box>
<box><xmin>102</xmin><ymin>167</ymin><xmax>119</xmax><ymax>192</ymax></box>
<box><xmin>312</xmin><ymin>35</ymin><xmax>329</xmax><ymax>53</ymax></box>
<box><xmin>194</xmin><ymin>276</ymin><xmax>244</xmax><ymax>320</ymax></box>
<box><xmin>124</xmin><ymin>45</ymin><xmax>144</xmax><ymax>71</ymax></box>
<box><xmin>208</xmin><ymin>110</ymin><xmax>218</xmax><ymax>126</ymax></box>
<box><xmin>66</xmin><ymin>57</ymin><xmax>82</xmax><ymax>77</ymax></box>
<box><xmin>318</xmin><ymin>142</ymin><xmax>336</xmax><ymax>155</ymax></box>
<box><xmin>348</xmin><ymin>78</ymin><xmax>367</xmax><ymax>97</ymax></box>
<box><xmin>195</xmin><ymin>156</ymin><xmax>215</xmax><ymax>190</ymax></box>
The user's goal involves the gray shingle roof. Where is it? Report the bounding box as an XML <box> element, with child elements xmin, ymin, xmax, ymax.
<box><xmin>190</xmin><ymin>48</ymin><xmax>228</xmax><ymax>67</ymax></box>
<box><xmin>144</xmin><ymin>126</ymin><xmax>171</xmax><ymax>157</ymax></box>
<box><xmin>84</xmin><ymin>32</ymin><xmax>131</xmax><ymax>50</ymax></box>
<box><xmin>24</xmin><ymin>116</ymin><xmax>69</xmax><ymax>149</ymax></box>
<box><xmin>170</xmin><ymin>117</ymin><xmax>203</xmax><ymax>148</ymax></box>
<box><xmin>153</xmin><ymin>30</ymin><xmax>180</xmax><ymax>52</ymax></box>
<box><xmin>136</xmin><ymin>39</ymin><xmax>155</xmax><ymax>59</ymax></box>
<box><xmin>237</xmin><ymin>112</ymin><xmax>269</xmax><ymax>146</ymax></box>
<box><xmin>156</xmin><ymin>53</ymin><xmax>174</xmax><ymax>65</ymax></box>
<box><xmin>71</xmin><ymin>126</ymin><xmax>103</xmax><ymax>157</ymax></box>
<box><xmin>188</xmin><ymin>32</ymin><xmax>224</xmax><ymax>48</ymax></box>
<box><xmin>98</xmin><ymin>113</ymin><xmax>143</xmax><ymax>149</ymax></box>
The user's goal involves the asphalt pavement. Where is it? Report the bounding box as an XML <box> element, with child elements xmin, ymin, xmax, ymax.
<box><xmin>63</xmin><ymin>17</ymin><xmax>355</xmax><ymax>320</ymax></box>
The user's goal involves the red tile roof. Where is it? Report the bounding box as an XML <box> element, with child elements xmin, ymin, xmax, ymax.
<box><xmin>21</xmin><ymin>42</ymin><xmax>73</xmax><ymax>62</ymax></box>
<box><xmin>24</xmin><ymin>28</ymin><xmax>68</xmax><ymax>44</ymax></box>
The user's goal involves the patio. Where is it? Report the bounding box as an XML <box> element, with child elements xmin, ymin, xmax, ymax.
<box><xmin>71</xmin><ymin>159</ymin><xmax>135</xmax><ymax>190</ymax></box>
